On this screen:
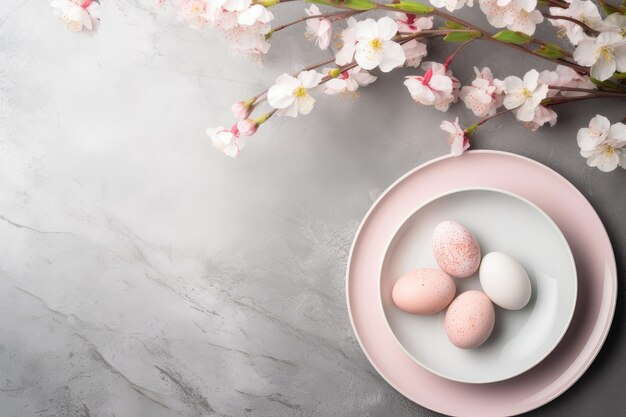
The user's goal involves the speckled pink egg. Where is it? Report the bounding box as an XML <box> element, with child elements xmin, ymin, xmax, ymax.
<box><xmin>444</xmin><ymin>290</ymin><xmax>495</xmax><ymax>349</ymax></box>
<box><xmin>432</xmin><ymin>220</ymin><xmax>481</xmax><ymax>278</ymax></box>
<box><xmin>392</xmin><ymin>269</ymin><xmax>456</xmax><ymax>315</ymax></box>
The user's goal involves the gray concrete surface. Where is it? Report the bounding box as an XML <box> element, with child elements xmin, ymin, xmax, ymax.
<box><xmin>0</xmin><ymin>0</ymin><xmax>624</xmax><ymax>416</ymax></box>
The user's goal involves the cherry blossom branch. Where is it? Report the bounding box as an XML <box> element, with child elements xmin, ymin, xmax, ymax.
<box><xmin>548</xmin><ymin>86</ymin><xmax>626</xmax><ymax>97</ymax></box>
<box><xmin>395</xmin><ymin>29</ymin><xmax>476</xmax><ymax>42</ymax></box>
<box><xmin>301</xmin><ymin>56</ymin><xmax>337</xmax><ymax>71</ymax></box>
<box><xmin>253</xmin><ymin>60</ymin><xmax>361</xmax><ymax>126</ymax></box>
<box><xmin>269</xmin><ymin>10</ymin><xmax>361</xmax><ymax>34</ymax></box>
<box><xmin>249</xmin><ymin>56</ymin><xmax>339</xmax><ymax>107</ymax></box>
<box><xmin>467</xmin><ymin>94</ymin><xmax>623</xmax><ymax>133</ymax></box>
<box><xmin>427</xmin><ymin>9</ymin><xmax>584</xmax><ymax>71</ymax></box>
<box><xmin>543</xmin><ymin>95</ymin><xmax>616</xmax><ymax>106</ymax></box>
<box><xmin>541</xmin><ymin>13</ymin><xmax>600</xmax><ymax>36</ymax></box>
<box><xmin>444</xmin><ymin>39</ymin><xmax>475</xmax><ymax>66</ymax></box>
<box><xmin>538</xmin><ymin>0</ymin><xmax>569</xmax><ymax>8</ymax></box>
<box><xmin>468</xmin><ymin>109</ymin><xmax>513</xmax><ymax>132</ymax></box>
<box><xmin>343</xmin><ymin>1</ymin><xmax>587</xmax><ymax>73</ymax></box>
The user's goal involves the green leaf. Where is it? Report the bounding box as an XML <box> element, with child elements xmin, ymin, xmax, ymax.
<box><xmin>590</xmin><ymin>77</ymin><xmax>616</xmax><ymax>88</ymax></box>
<box><xmin>533</xmin><ymin>43</ymin><xmax>565</xmax><ymax>59</ymax></box>
<box><xmin>599</xmin><ymin>1</ymin><xmax>619</xmax><ymax>13</ymax></box>
<box><xmin>443</xmin><ymin>30</ymin><xmax>481</xmax><ymax>42</ymax></box>
<box><xmin>306</xmin><ymin>0</ymin><xmax>375</xmax><ymax>10</ymax></box>
<box><xmin>612</xmin><ymin>72</ymin><xmax>626</xmax><ymax>79</ymax></box>
<box><xmin>492</xmin><ymin>30</ymin><xmax>533</xmax><ymax>44</ymax></box>
<box><xmin>442</xmin><ymin>20</ymin><xmax>465</xmax><ymax>30</ymax></box>
<box><xmin>534</xmin><ymin>47</ymin><xmax>563</xmax><ymax>59</ymax></box>
<box><xmin>388</xmin><ymin>1</ymin><xmax>435</xmax><ymax>14</ymax></box>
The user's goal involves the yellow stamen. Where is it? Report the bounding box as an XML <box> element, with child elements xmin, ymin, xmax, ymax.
<box><xmin>293</xmin><ymin>87</ymin><xmax>307</xmax><ymax>98</ymax></box>
<box><xmin>599</xmin><ymin>46</ymin><xmax>612</xmax><ymax>62</ymax></box>
<box><xmin>370</xmin><ymin>38</ymin><xmax>383</xmax><ymax>50</ymax></box>
<box><xmin>522</xmin><ymin>88</ymin><xmax>533</xmax><ymax>98</ymax></box>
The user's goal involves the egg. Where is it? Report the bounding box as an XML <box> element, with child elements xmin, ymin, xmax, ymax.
<box><xmin>432</xmin><ymin>220</ymin><xmax>481</xmax><ymax>278</ymax></box>
<box><xmin>392</xmin><ymin>269</ymin><xmax>456</xmax><ymax>315</ymax></box>
<box><xmin>445</xmin><ymin>291</ymin><xmax>495</xmax><ymax>349</ymax></box>
<box><xmin>479</xmin><ymin>252</ymin><xmax>532</xmax><ymax>310</ymax></box>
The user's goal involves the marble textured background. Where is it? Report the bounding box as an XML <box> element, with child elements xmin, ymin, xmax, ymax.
<box><xmin>0</xmin><ymin>0</ymin><xmax>624</xmax><ymax>416</ymax></box>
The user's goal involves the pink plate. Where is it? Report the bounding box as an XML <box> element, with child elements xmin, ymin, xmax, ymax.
<box><xmin>346</xmin><ymin>150</ymin><xmax>617</xmax><ymax>417</ymax></box>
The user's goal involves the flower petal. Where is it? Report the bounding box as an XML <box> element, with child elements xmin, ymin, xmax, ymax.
<box><xmin>523</xmin><ymin>69</ymin><xmax>539</xmax><ymax>91</ymax></box>
<box><xmin>573</xmin><ymin>38</ymin><xmax>598</xmax><ymax>67</ymax></box>
<box><xmin>267</xmin><ymin>84</ymin><xmax>295</xmax><ymax>109</ymax></box>
<box><xmin>296</xmin><ymin>94</ymin><xmax>316</xmax><ymax>115</ymax></box>
<box><xmin>589</xmin><ymin>114</ymin><xmax>611</xmax><ymax>134</ymax></box>
<box><xmin>354</xmin><ymin>43</ymin><xmax>382</xmax><ymax>70</ymax></box>
<box><xmin>590</xmin><ymin>52</ymin><xmax>617</xmax><ymax>81</ymax></box>
<box><xmin>297</xmin><ymin>70</ymin><xmax>323</xmax><ymax>88</ymax></box>
<box><xmin>503</xmin><ymin>91</ymin><xmax>525</xmax><ymax>109</ymax></box>
<box><xmin>355</xmin><ymin>18</ymin><xmax>378</xmax><ymax>42</ymax></box>
<box><xmin>608</xmin><ymin>122</ymin><xmax>626</xmax><ymax>147</ymax></box>
<box><xmin>377</xmin><ymin>16</ymin><xmax>399</xmax><ymax>40</ymax></box>
<box><xmin>588</xmin><ymin>148</ymin><xmax>620</xmax><ymax>172</ymax></box>
<box><xmin>503</xmin><ymin>75</ymin><xmax>523</xmax><ymax>93</ymax></box>
<box><xmin>378</xmin><ymin>40</ymin><xmax>406</xmax><ymax>72</ymax></box>
<box><xmin>515</xmin><ymin>99</ymin><xmax>537</xmax><ymax>121</ymax></box>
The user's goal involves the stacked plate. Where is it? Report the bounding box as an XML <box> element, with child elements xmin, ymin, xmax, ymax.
<box><xmin>346</xmin><ymin>151</ymin><xmax>617</xmax><ymax>417</ymax></box>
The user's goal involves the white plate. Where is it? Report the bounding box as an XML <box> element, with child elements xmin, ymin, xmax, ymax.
<box><xmin>379</xmin><ymin>187</ymin><xmax>577</xmax><ymax>384</ymax></box>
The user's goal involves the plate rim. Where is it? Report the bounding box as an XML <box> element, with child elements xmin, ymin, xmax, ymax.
<box><xmin>345</xmin><ymin>150</ymin><xmax>617</xmax><ymax>416</ymax></box>
<box><xmin>376</xmin><ymin>186</ymin><xmax>578</xmax><ymax>384</ymax></box>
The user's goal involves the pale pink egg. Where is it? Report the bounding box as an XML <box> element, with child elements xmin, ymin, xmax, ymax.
<box><xmin>445</xmin><ymin>290</ymin><xmax>495</xmax><ymax>349</ymax></box>
<box><xmin>392</xmin><ymin>269</ymin><xmax>456</xmax><ymax>315</ymax></box>
<box><xmin>432</xmin><ymin>220</ymin><xmax>481</xmax><ymax>278</ymax></box>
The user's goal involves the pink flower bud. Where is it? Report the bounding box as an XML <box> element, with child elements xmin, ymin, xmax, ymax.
<box><xmin>231</xmin><ymin>101</ymin><xmax>251</xmax><ymax>119</ymax></box>
<box><xmin>237</xmin><ymin>119</ymin><xmax>258</xmax><ymax>136</ymax></box>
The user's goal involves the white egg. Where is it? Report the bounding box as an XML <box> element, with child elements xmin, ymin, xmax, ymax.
<box><xmin>479</xmin><ymin>252</ymin><xmax>532</xmax><ymax>310</ymax></box>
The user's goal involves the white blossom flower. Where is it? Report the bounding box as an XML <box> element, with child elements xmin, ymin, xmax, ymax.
<box><xmin>222</xmin><ymin>0</ymin><xmax>250</xmax><ymax>12</ymax></box>
<box><xmin>323</xmin><ymin>67</ymin><xmax>377</xmax><ymax>95</ymax></box>
<box><xmin>50</xmin><ymin>0</ymin><xmax>101</xmax><ymax>32</ymax></box>
<box><xmin>479</xmin><ymin>0</ymin><xmax>543</xmax><ymax>35</ymax></box>
<box><xmin>335</xmin><ymin>17</ymin><xmax>358</xmax><ymax>65</ymax></box>
<box><xmin>573</xmin><ymin>32</ymin><xmax>626</xmax><ymax>81</ymax></box>
<box><xmin>393</xmin><ymin>13</ymin><xmax>434</xmax><ymax>33</ymax></box>
<box><xmin>179</xmin><ymin>0</ymin><xmax>214</xmax><ymax>28</ymax></box>
<box><xmin>527</xmin><ymin>106</ymin><xmax>557</xmax><ymax>131</ymax></box>
<box><xmin>430</xmin><ymin>0</ymin><xmax>474</xmax><ymax>12</ymax></box>
<box><xmin>304</xmin><ymin>5</ymin><xmax>332</xmax><ymax>50</ymax></box>
<box><xmin>238</xmin><ymin>4</ymin><xmax>273</xmax><ymax>26</ymax></box>
<box><xmin>501</xmin><ymin>69</ymin><xmax>549</xmax><ymax>122</ymax></box>
<box><xmin>219</xmin><ymin>9</ymin><xmax>272</xmax><ymax>62</ymax></box>
<box><xmin>440</xmin><ymin>118</ymin><xmax>469</xmax><ymax>156</ymax></box>
<box><xmin>548</xmin><ymin>0</ymin><xmax>601</xmax><ymax>45</ymax></box>
<box><xmin>402</xmin><ymin>39</ymin><xmax>428</xmax><ymax>68</ymax></box>
<box><xmin>460</xmin><ymin>67</ymin><xmax>504</xmax><ymax>117</ymax></box>
<box><xmin>539</xmin><ymin>64</ymin><xmax>596</xmax><ymax>97</ymax></box>
<box><xmin>507</xmin><ymin>0</ymin><xmax>543</xmax><ymax>34</ymax></box>
<box><xmin>404</xmin><ymin>62</ymin><xmax>460</xmax><ymax>111</ymax></box>
<box><xmin>215</xmin><ymin>8</ymin><xmax>238</xmax><ymax>29</ymax></box>
<box><xmin>267</xmin><ymin>71</ymin><xmax>324</xmax><ymax>117</ymax></box>
<box><xmin>354</xmin><ymin>17</ymin><xmax>406</xmax><ymax>72</ymax></box>
<box><xmin>204</xmin><ymin>0</ymin><xmax>226</xmax><ymax>23</ymax></box>
<box><xmin>207</xmin><ymin>126</ymin><xmax>245</xmax><ymax>158</ymax></box>
<box><xmin>577</xmin><ymin>115</ymin><xmax>626</xmax><ymax>172</ymax></box>
<box><xmin>597</xmin><ymin>13</ymin><xmax>626</xmax><ymax>35</ymax></box>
